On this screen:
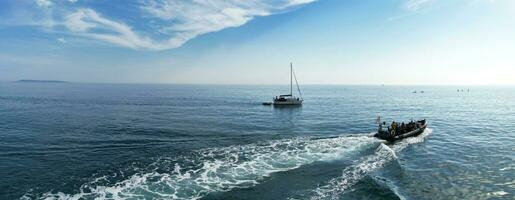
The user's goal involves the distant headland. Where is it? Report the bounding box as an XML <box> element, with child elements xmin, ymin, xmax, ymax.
<box><xmin>17</xmin><ymin>80</ymin><xmax>68</xmax><ymax>83</ymax></box>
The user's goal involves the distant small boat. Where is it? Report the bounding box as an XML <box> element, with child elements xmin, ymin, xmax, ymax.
<box><xmin>264</xmin><ymin>62</ymin><xmax>303</xmax><ymax>106</ymax></box>
<box><xmin>374</xmin><ymin>119</ymin><xmax>427</xmax><ymax>142</ymax></box>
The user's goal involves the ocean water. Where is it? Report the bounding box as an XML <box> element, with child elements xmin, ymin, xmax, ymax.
<box><xmin>0</xmin><ymin>83</ymin><xmax>513</xmax><ymax>200</ymax></box>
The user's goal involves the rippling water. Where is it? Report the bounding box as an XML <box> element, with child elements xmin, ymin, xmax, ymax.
<box><xmin>0</xmin><ymin>83</ymin><xmax>513</xmax><ymax>199</ymax></box>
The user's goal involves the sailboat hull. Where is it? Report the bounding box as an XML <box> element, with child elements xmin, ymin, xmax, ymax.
<box><xmin>273</xmin><ymin>98</ymin><xmax>303</xmax><ymax>105</ymax></box>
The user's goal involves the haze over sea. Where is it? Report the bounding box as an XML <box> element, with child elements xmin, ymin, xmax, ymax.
<box><xmin>0</xmin><ymin>82</ymin><xmax>513</xmax><ymax>199</ymax></box>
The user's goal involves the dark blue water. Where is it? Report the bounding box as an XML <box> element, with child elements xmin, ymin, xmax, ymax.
<box><xmin>0</xmin><ymin>83</ymin><xmax>513</xmax><ymax>199</ymax></box>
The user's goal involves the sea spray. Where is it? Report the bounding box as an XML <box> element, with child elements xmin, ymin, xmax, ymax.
<box><xmin>40</xmin><ymin>135</ymin><xmax>380</xmax><ymax>200</ymax></box>
<box><xmin>308</xmin><ymin>129</ymin><xmax>432</xmax><ymax>200</ymax></box>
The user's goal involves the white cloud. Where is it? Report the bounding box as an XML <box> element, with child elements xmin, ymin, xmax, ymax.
<box><xmin>58</xmin><ymin>0</ymin><xmax>317</xmax><ymax>50</ymax></box>
<box><xmin>34</xmin><ymin>0</ymin><xmax>78</xmax><ymax>7</ymax></box>
<box><xmin>30</xmin><ymin>0</ymin><xmax>447</xmax><ymax>50</ymax></box>
<box><xmin>64</xmin><ymin>9</ymin><xmax>156</xmax><ymax>49</ymax></box>
<box><xmin>57</xmin><ymin>37</ymin><xmax>67</xmax><ymax>43</ymax></box>
<box><xmin>404</xmin><ymin>0</ymin><xmax>431</xmax><ymax>11</ymax></box>
<box><xmin>36</xmin><ymin>0</ymin><xmax>53</xmax><ymax>7</ymax></box>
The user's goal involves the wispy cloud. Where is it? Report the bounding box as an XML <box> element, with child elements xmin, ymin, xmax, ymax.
<box><xmin>403</xmin><ymin>0</ymin><xmax>432</xmax><ymax>11</ymax></box>
<box><xmin>27</xmin><ymin>0</ymin><xmax>443</xmax><ymax>50</ymax></box>
<box><xmin>57</xmin><ymin>37</ymin><xmax>67</xmax><ymax>43</ymax></box>
<box><xmin>35</xmin><ymin>0</ymin><xmax>78</xmax><ymax>7</ymax></box>
<box><xmin>63</xmin><ymin>8</ymin><xmax>158</xmax><ymax>49</ymax></box>
<box><xmin>32</xmin><ymin>0</ymin><xmax>317</xmax><ymax>51</ymax></box>
<box><xmin>387</xmin><ymin>0</ymin><xmax>434</xmax><ymax>21</ymax></box>
<box><xmin>35</xmin><ymin>0</ymin><xmax>53</xmax><ymax>7</ymax></box>
<box><xmin>137</xmin><ymin>0</ymin><xmax>317</xmax><ymax>50</ymax></box>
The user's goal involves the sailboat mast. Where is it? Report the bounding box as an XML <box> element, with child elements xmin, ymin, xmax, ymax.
<box><xmin>290</xmin><ymin>62</ymin><xmax>293</xmax><ymax>96</ymax></box>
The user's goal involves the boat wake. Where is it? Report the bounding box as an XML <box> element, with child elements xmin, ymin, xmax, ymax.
<box><xmin>37</xmin><ymin>134</ymin><xmax>380</xmax><ymax>200</ymax></box>
<box><xmin>307</xmin><ymin>128</ymin><xmax>432</xmax><ymax>200</ymax></box>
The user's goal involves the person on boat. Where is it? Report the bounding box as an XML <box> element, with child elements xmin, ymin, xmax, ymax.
<box><xmin>376</xmin><ymin>116</ymin><xmax>382</xmax><ymax>132</ymax></box>
<box><xmin>390</xmin><ymin>121</ymin><xmax>398</xmax><ymax>137</ymax></box>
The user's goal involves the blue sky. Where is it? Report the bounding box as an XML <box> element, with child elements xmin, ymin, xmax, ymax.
<box><xmin>1</xmin><ymin>0</ymin><xmax>514</xmax><ymax>84</ymax></box>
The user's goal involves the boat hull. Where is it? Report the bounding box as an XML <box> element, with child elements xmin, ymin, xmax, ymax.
<box><xmin>374</xmin><ymin>120</ymin><xmax>427</xmax><ymax>142</ymax></box>
<box><xmin>273</xmin><ymin>101</ymin><xmax>303</xmax><ymax>105</ymax></box>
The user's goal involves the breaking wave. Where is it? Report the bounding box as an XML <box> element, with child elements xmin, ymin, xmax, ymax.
<box><xmin>308</xmin><ymin>128</ymin><xmax>432</xmax><ymax>200</ymax></box>
<box><xmin>38</xmin><ymin>134</ymin><xmax>380</xmax><ymax>200</ymax></box>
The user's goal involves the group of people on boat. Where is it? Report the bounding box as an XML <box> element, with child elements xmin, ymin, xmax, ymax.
<box><xmin>387</xmin><ymin>121</ymin><xmax>422</xmax><ymax>136</ymax></box>
<box><xmin>377</xmin><ymin>117</ymin><xmax>424</xmax><ymax>138</ymax></box>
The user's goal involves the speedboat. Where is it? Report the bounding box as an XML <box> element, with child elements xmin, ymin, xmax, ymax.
<box><xmin>374</xmin><ymin>119</ymin><xmax>427</xmax><ymax>142</ymax></box>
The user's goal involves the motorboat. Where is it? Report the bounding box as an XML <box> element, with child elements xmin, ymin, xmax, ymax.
<box><xmin>374</xmin><ymin>119</ymin><xmax>427</xmax><ymax>142</ymax></box>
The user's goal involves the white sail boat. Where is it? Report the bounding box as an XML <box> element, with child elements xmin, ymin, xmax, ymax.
<box><xmin>272</xmin><ymin>62</ymin><xmax>303</xmax><ymax>106</ymax></box>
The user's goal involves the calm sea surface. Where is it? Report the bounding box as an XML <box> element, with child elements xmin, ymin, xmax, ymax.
<box><xmin>0</xmin><ymin>83</ymin><xmax>513</xmax><ymax>200</ymax></box>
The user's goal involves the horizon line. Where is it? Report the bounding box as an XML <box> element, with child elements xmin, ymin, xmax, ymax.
<box><xmin>2</xmin><ymin>80</ymin><xmax>515</xmax><ymax>87</ymax></box>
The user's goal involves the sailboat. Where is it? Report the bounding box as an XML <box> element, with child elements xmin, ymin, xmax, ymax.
<box><xmin>270</xmin><ymin>62</ymin><xmax>303</xmax><ymax>106</ymax></box>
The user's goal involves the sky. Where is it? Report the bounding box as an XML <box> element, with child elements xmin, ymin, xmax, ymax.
<box><xmin>0</xmin><ymin>0</ymin><xmax>514</xmax><ymax>85</ymax></box>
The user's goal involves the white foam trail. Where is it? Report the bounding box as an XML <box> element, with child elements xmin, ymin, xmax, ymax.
<box><xmin>309</xmin><ymin>129</ymin><xmax>432</xmax><ymax>200</ymax></box>
<box><xmin>380</xmin><ymin>143</ymin><xmax>397</xmax><ymax>159</ymax></box>
<box><xmin>40</xmin><ymin>135</ymin><xmax>379</xmax><ymax>200</ymax></box>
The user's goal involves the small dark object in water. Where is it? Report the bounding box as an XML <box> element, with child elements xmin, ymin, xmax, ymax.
<box><xmin>262</xmin><ymin>102</ymin><xmax>272</xmax><ymax>106</ymax></box>
<box><xmin>374</xmin><ymin>119</ymin><xmax>427</xmax><ymax>142</ymax></box>
<box><xmin>17</xmin><ymin>79</ymin><xmax>68</xmax><ymax>83</ymax></box>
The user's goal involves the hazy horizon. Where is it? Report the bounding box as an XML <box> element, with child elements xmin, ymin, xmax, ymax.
<box><xmin>4</xmin><ymin>79</ymin><xmax>515</xmax><ymax>87</ymax></box>
<box><xmin>1</xmin><ymin>0</ymin><xmax>514</xmax><ymax>85</ymax></box>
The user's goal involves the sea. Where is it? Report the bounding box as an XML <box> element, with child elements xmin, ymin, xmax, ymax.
<box><xmin>0</xmin><ymin>82</ymin><xmax>513</xmax><ymax>200</ymax></box>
